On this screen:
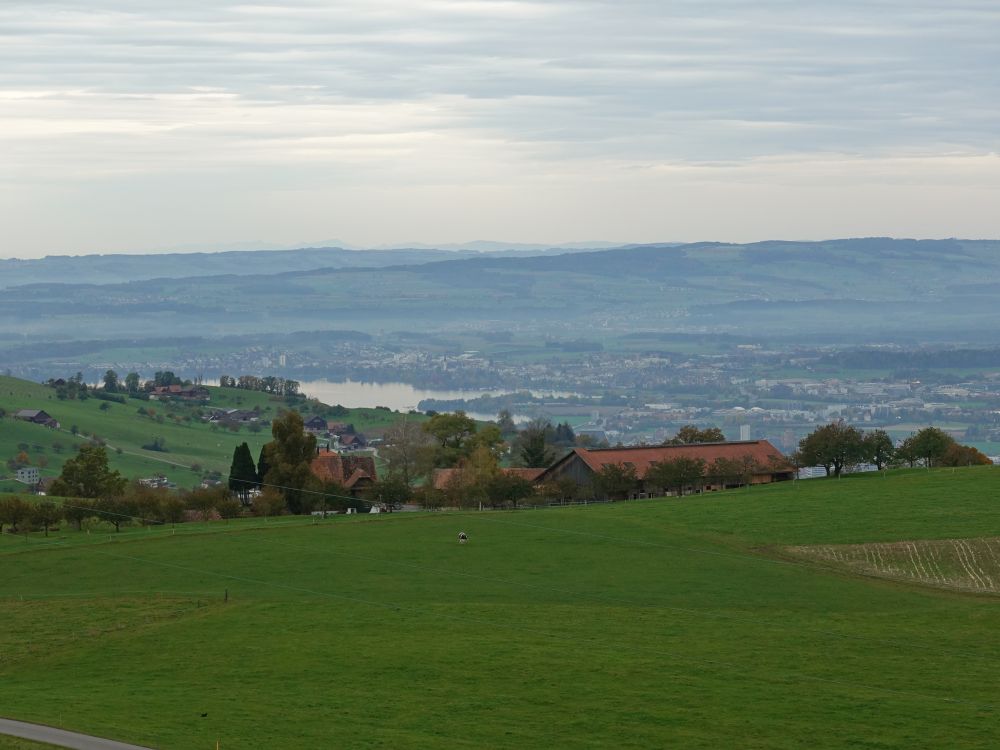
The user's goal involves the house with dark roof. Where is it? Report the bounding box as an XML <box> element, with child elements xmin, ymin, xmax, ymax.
<box><xmin>338</xmin><ymin>433</ymin><xmax>367</xmax><ymax>450</ymax></box>
<box><xmin>304</xmin><ymin>415</ymin><xmax>329</xmax><ymax>432</ymax></box>
<box><xmin>13</xmin><ymin>409</ymin><xmax>60</xmax><ymax>429</ymax></box>
<box><xmin>310</xmin><ymin>449</ymin><xmax>377</xmax><ymax>496</ymax></box>
<box><xmin>149</xmin><ymin>385</ymin><xmax>209</xmax><ymax>400</ymax></box>
<box><xmin>536</xmin><ymin>440</ymin><xmax>794</xmax><ymax>500</ymax></box>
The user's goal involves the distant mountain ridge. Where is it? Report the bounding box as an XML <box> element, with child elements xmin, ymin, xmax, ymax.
<box><xmin>1</xmin><ymin>238</ymin><xmax>999</xmax><ymax>345</ymax></box>
<box><xmin>0</xmin><ymin>242</ymin><xmax>623</xmax><ymax>289</ymax></box>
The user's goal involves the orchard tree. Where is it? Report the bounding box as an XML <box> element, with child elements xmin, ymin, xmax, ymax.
<box><xmin>647</xmin><ymin>456</ymin><xmax>707</xmax><ymax>496</ymax></box>
<box><xmin>484</xmin><ymin>472</ymin><xmax>535</xmax><ymax>509</ymax></box>
<box><xmin>592</xmin><ymin>462</ymin><xmax>639</xmax><ymax>501</ymax></box>
<box><xmin>795</xmin><ymin>421</ymin><xmax>865</xmax><ymax>477</ymax></box>
<box><xmin>862</xmin><ymin>429</ymin><xmax>895</xmax><ymax>470</ymax></box>
<box><xmin>904</xmin><ymin>427</ymin><xmax>954</xmax><ymax>468</ymax></box>
<box><xmin>30</xmin><ymin>501</ymin><xmax>63</xmax><ymax>537</ymax></box>
<box><xmin>708</xmin><ymin>457</ymin><xmax>744</xmax><ymax>488</ymax></box>
<box><xmin>0</xmin><ymin>496</ymin><xmax>29</xmax><ymax>534</ymax></box>
<box><xmin>94</xmin><ymin>496</ymin><xmax>136</xmax><ymax>533</ymax></box>
<box><xmin>537</xmin><ymin>476</ymin><xmax>581</xmax><ymax>505</ymax></box>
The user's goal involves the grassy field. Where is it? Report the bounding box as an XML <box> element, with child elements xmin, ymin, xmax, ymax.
<box><xmin>0</xmin><ymin>739</ymin><xmax>58</xmax><ymax>750</ymax></box>
<box><xmin>0</xmin><ymin>376</ymin><xmax>408</xmax><ymax>490</ymax></box>
<box><xmin>2</xmin><ymin>467</ymin><xmax>1000</xmax><ymax>748</ymax></box>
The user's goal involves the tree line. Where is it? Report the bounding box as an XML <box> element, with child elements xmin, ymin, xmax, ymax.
<box><xmin>217</xmin><ymin>375</ymin><xmax>300</xmax><ymax>397</ymax></box>
<box><xmin>795</xmin><ymin>422</ymin><xmax>990</xmax><ymax>476</ymax></box>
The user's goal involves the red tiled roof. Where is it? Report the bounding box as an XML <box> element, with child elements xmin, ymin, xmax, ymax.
<box><xmin>553</xmin><ymin>441</ymin><xmax>791</xmax><ymax>480</ymax></box>
<box><xmin>310</xmin><ymin>450</ymin><xmax>377</xmax><ymax>488</ymax></box>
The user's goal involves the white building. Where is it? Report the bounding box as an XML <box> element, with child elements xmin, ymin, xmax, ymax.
<box><xmin>15</xmin><ymin>467</ymin><xmax>40</xmax><ymax>485</ymax></box>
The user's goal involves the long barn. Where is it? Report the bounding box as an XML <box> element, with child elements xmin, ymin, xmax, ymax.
<box><xmin>537</xmin><ymin>440</ymin><xmax>794</xmax><ymax>500</ymax></box>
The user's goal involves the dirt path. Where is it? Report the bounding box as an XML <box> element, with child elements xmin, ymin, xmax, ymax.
<box><xmin>0</xmin><ymin>718</ymin><xmax>155</xmax><ymax>750</ymax></box>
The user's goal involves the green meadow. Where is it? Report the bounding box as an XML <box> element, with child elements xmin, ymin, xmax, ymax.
<box><xmin>0</xmin><ymin>739</ymin><xmax>57</xmax><ymax>750</ymax></box>
<box><xmin>2</xmin><ymin>467</ymin><xmax>1000</xmax><ymax>748</ymax></box>
<box><xmin>0</xmin><ymin>376</ymin><xmax>404</xmax><ymax>491</ymax></box>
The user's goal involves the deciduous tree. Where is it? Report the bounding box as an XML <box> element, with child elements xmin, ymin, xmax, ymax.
<box><xmin>30</xmin><ymin>501</ymin><xmax>63</xmax><ymax>537</ymax></box>
<box><xmin>382</xmin><ymin>417</ymin><xmax>435</xmax><ymax>485</ymax></box>
<box><xmin>862</xmin><ymin>429</ymin><xmax>895</xmax><ymax>470</ymax></box>
<box><xmin>905</xmin><ymin>427</ymin><xmax>954</xmax><ymax>468</ymax></box>
<box><xmin>0</xmin><ymin>496</ymin><xmax>29</xmax><ymax>534</ymax></box>
<box><xmin>795</xmin><ymin>421</ymin><xmax>865</xmax><ymax>477</ymax></box>
<box><xmin>592</xmin><ymin>462</ymin><xmax>639</xmax><ymax>501</ymax></box>
<box><xmin>647</xmin><ymin>457</ymin><xmax>707</xmax><ymax>496</ymax></box>
<box><xmin>666</xmin><ymin>425</ymin><xmax>726</xmax><ymax>445</ymax></box>
<box><xmin>49</xmin><ymin>444</ymin><xmax>127</xmax><ymax>499</ymax></box>
<box><xmin>261</xmin><ymin>410</ymin><xmax>318</xmax><ymax>514</ymax></box>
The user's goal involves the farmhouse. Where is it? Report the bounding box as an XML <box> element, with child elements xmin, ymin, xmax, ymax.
<box><xmin>13</xmin><ymin>409</ymin><xmax>60</xmax><ymax>429</ymax></box>
<box><xmin>536</xmin><ymin>440</ymin><xmax>794</xmax><ymax>499</ymax></box>
<box><xmin>338</xmin><ymin>433</ymin><xmax>367</xmax><ymax>450</ymax></box>
<box><xmin>310</xmin><ymin>449</ymin><xmax>378</xmax><ymax>497</ymax></box>
<box><xmin>208</xmin><ymin>408</ymin><xmax>259</xmax><ymax>424</ymax></box>
<box><xmin>303</xmin><ymin>415</ymin><xmax>329</xmax><ymax>432</ymax></box>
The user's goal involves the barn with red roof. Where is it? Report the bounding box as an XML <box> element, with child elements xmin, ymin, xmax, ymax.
<box><xmin>536</xmin><ymin>440</ymin><xmax>793</xmax><ymax>499</ymax></box>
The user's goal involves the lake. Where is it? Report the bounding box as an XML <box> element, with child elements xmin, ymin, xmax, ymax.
<box><xmin>205</xmin><ymin>378</ymin><xmax>562</xmax><ymax>422</ymax></box>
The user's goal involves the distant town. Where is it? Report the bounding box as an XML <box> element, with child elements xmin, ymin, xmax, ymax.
<box><xmin>14</xmin><ymin>338</ymin><xmax>998</xmax><ymax>461</ymax></box>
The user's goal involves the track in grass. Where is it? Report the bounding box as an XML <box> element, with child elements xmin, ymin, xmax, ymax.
<box><xmin>787</xmin><ymin>537</ymin><xmax>1000</xmax><ymax>593</ymax></box>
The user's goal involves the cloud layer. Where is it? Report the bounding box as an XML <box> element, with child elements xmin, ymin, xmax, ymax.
<box><xmin>2</xmin><ymin>1</ymin><xmax>998</xmax><ymax>255</ymax></box>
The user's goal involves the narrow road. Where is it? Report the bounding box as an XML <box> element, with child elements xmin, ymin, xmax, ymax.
<box><xmin>0</xmin><ymin>718</ymin><xmax>155</xmax><ymax>750</ymax></box>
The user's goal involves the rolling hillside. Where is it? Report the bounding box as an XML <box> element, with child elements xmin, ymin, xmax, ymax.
<box><xmin>0</xmin><ymin>376</ymin><xmax>405</xmax><ymax>491</ymax></box>
<box><xmin>2</xmin><ymin>468</ymin><xmax>1000</xmax><ymax>748</ymax></box>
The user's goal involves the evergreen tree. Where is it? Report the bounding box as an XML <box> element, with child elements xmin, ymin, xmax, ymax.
<box><xmin>257</xmin><ymin>445</ymin><xmax>270</xmax><ymax>488</ymax></box>
<box><xmin>228</xmin><ymin>442</ymin><xmax>258</xmax><ymax>506</ymax></box>
<box><xmin>518</xmin><ymin>427</ymin><xmax>554</xmax><ymax>467</ymax></box>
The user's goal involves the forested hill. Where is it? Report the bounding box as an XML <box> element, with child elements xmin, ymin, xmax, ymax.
<box><xmin>1</xmin><ymin>237</ymin><xmax>999</xmax><ymax>344</ymax></box>
<box><xmin>0</xmin><ymin>245</ymin><xmax>539</xmax><ymax>289</ymax></box>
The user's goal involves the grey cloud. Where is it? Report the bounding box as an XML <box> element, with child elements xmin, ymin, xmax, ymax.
<box><xmin>0</xmin><ymin>1</ymin><xmax>998</xmax><ymax>254</ymax></box>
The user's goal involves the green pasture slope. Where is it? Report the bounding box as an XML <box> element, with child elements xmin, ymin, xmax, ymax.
<box><xmin>2</xmin><ymin>467</ymin><xmax>1000</xmax><ymax>748</ymax></box>
<box><xmin>0</xmin><ymin>739</ymin><xmax>58</xmax><ymax>750</ymax></box>
<box><xmin>0</xmin><ymin>376</ymin><xmax>405</xmax><ymax>490</ymax></box>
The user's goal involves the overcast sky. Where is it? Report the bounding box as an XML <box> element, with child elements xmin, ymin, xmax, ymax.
<box><xmin>2</xmin><ymin>1</ymin><xmax>998</xmax><ymax>257</ymax></box>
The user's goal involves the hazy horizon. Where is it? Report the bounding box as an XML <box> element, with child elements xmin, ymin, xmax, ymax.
<box><xmin>3</xmin><ymin>1</ymin><xmax>998</xmax><ymax>259</ymax></box>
